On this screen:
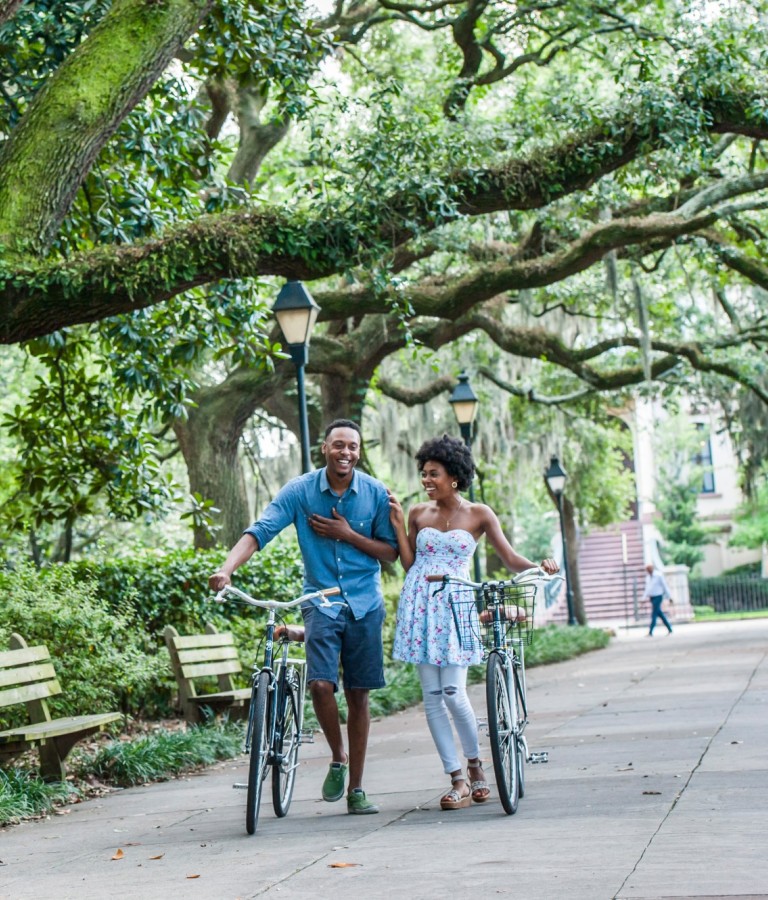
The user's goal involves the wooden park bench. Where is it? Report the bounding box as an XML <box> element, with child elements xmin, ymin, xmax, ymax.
<box><xmin>164</xmin><ymin>624</ymin><xmax>251</xmax><ymax>725</ymax></box>
<box><xmin>0</xmin><ymin>633</ymin><xmax>123</xmax><ymax>780</ymax></box>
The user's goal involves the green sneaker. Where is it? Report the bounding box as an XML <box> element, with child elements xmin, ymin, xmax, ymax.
<box><xmin>346</xmin><ymin>788</ymin><xmax>379</xmax><ymax>815</ymax></box>
<box><xmin>322</xmin><ymin>760</ymin><xmax>348</xmax><ymax>802</ymax></box>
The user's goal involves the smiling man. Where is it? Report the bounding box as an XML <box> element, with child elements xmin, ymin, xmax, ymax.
<box><xmin>209</xmin><ymin>419</ymin><xmax>398</xmax><ymax>814</ymax></box>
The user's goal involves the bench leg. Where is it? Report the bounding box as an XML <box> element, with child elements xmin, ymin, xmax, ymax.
<box><xmin>38</xmin><ymin>740</ymin><xmax>66</xmax><ymax>781</ymax></box>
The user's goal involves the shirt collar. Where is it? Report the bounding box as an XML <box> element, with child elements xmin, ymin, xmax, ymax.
<box><xmin>320</xmin><ymin>467</ymin><xmax>359</xmax><ymax>495</ymax></box>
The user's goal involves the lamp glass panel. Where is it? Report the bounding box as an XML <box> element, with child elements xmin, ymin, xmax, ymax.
<box><xmin>275</xmin><ymin>307</ymin><xmax>314</xmax><ymax>345</ymax></box>
<box><xmin>451</xmin><ymin>399</ymin><xmax>478</xmax><ymax>425</ymax></box>
<box><xmin>546</xmin><ymin>474</ymin><xmax>566</xmax><ymax>494</ymax></box>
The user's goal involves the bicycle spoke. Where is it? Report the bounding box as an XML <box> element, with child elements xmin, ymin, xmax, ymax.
<box><xmin>245</xmin><ymin>670</ymin><xmax>271</xmax><ymax>835</ymax></box>
<box><xmin>272</xmin><ymin>668</ymin><xmax>301</xmax><ymax>818</ymax></box>
<box><xmin>486</xmin><ymin>652</ymin><xmax>519</xmax><ymax>815</ymax></box>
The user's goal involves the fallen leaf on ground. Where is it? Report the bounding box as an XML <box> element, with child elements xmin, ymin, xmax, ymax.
<box><xmin>186</xmin><ymin>874</ymin><xmax>200</xmax><ymax>879</ymax></box>
<box><xmin>149</xmin><ymin>854</ymin><xmax>164</xmax><ymax>860</ymax></box>
<box><xmin>111</xmin><ymin>849</ymin><xmax>124</xmax><ymax>860</ymax></box>
<box><xmin>328</xmin><ymin>862</ymin><xmax>361</xmax><ymax>868</ymax></box>
<box><xmin>642</xmin><ymin>790</ymin><xmax>661</xmax><ymax>795</ymax></box>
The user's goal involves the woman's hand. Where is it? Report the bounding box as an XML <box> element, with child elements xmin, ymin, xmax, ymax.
<box><xmin>388</xmin><ymin>489</ymin><xmax>405</xmax><ymax>528</ymax></box>
<box><xmin>540</xmin><ymin>558</ymin><xmax>559</xmax><ymax>575</ymax></box>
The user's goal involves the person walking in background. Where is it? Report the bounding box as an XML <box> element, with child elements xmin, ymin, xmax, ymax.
<box><xmin>209</xmin><ymin>419</ymin><xmax>398</xmax><ymax>815</ymax></box>
<box><xmin>643</xmin><ymin>562</ymin><xmax>674</xmax><ymax>636</ymax></box>
<box><xmin>388</xmin><ymin>434</ymin><xmax>558</xmax><ymax>811</ymax></box>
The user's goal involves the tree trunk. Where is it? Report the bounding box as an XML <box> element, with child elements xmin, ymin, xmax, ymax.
<box><xmin>0</xmin><ymin>0</ymin><xmax>213</xmax><ymax>254</ymax></box>
<box><xmin>174</xmin><ymin>368</ymin><xmax>291</xmax><ymax>548</ymax></box>
<box><xmin>0</xmin><ymin>0</ymin><xmax>23</xmax><ymax>27</ymax></box>
<box><xmin>562</xmin><ymin>495</ymin><xmax>587</xmax><ymax>625</ymax></box>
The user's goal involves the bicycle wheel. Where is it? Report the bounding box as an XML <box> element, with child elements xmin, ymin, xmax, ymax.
<box><xmin>513</xmin><ymin>665</ymin><xmax>526</xmax><ymax>799</ymax></box>
<box><xmin>246</xmin><ymin>670</ymin><xmax>271</xmax><ymax>835</ymax></box>
<box><xmin>272</xmin><ymin>669</ymin><xmax>301</xmax><ymax>817</ymax></box>
<box><xmin>486</xmin><ymin>651</ymin><xmax>520</xmax><ymax>815</ymax></box>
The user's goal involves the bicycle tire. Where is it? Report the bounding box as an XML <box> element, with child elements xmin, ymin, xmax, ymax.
<box><xmin>246</xmin><ymin>670</ymin><xmax>270</xmax><ymax>835</ymax></box>
<box><xmin>513</xmin><ymin>664</ymin><xmax>526</xmax><ymax>799</ymax></box>
<box><xmin>272</xmin><ymin>670</ymin><xmax>301</xmax><ymax>818</ymax></box>
<box><xmin>486</xmin><ymin>651</ymin><xmax>520</xmax><ymax>815</ymax></box>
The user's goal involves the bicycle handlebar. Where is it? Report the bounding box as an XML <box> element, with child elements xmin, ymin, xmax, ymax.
<box><xmin>214</xmin><ymin>584</ymin><xmax>343</xmax><ymax>610</ymax></box>
<box><xmin>425</xmin><ymin>567</ymin><xmax>564</xmax><ymax>589</ymax></box>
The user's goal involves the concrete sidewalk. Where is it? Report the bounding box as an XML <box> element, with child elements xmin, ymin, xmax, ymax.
<box><xmin>1</xmin><ymin>619</ymin><xmax>767</xmax><ymax>900</ymax></box>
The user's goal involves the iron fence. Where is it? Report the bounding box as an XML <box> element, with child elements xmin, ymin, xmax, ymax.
<box><xmin>689</xmin><ymin>576</ymin><xmax>768</xmax><ymax>613</ymax></box>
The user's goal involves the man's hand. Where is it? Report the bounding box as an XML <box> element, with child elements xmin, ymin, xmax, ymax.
<box><xmin>208</xmin><ymin>571</ymin><xmax>231</xmax><ymax>591</ymax></box>
<box><xmin>308</xmin><ymin>508</ymin><xmax>354</xmax><ymax>541</ymax></box>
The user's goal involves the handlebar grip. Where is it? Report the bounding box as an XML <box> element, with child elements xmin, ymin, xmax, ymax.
<box><xmin>321</xmin><ymin>586</ymin><xmax>342</xmax><ymax>597</ymax></box>
<box><xmin>425</xmin><ymin>575</ymin><xmax>445</xmax><ymax>583</ymax></box>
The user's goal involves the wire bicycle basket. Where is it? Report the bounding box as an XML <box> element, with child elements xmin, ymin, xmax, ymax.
<box><xmin>449</xmin><ymin>582</ymin><xmax>537</xmax><ymax>652</ymax></box>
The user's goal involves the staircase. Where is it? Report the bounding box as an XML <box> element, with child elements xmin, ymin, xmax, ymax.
<box><xmin>551</xmin><ymin>520</ymin><xmax>647</xmax><ymax>624</ymax></box>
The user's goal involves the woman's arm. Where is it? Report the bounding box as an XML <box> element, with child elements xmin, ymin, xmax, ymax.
<box><xmin>480</xmin><ymin>505</ymin><xmax>559</xmax><ymax>574</ymax></box>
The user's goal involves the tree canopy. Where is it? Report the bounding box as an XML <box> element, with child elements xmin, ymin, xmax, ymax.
<box><xmin>2</xmin><ymin>0</ymin><xmax>768</xmax><ymax>554</ymax></box>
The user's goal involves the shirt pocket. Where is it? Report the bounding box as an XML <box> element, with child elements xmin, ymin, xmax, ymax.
<box><xmin>349</xmin><ymin>517</ymin><xmax>373</xmax><ymax>537</ymax></box>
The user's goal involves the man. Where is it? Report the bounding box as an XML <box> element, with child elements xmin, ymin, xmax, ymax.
<box><xmin>642</xmin><ymin>562</ymin><xmax>674</xmax><ymax>636</ymax></box>
<box><xmin>208</xmin><ymin>419</ymin><xmax>397</xmax><ymax>814</ymax></box>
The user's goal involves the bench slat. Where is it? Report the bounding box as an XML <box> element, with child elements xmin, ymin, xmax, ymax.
<box><xmin>177</xmin><ymin>646</ymin><xmax>239</xmax><ymax>666</ymax></box>
<box><xmin>188</xmin><ymin>687</ymin><xmax>251</xmax><ymax>706</ymax></box>
<box><xmin>0</xmin><ymin>712</ymin><xmax>122</xmax><ymax>745</ymax></box>
<box><xmin>0</xmin><ymin>645</ymin><xmax>51</xmax><ymax>668</ymax></box>
<box><xmin>179</xmin><ymin>659</ymin><xmax>242</xmax><ymax>680</ymax></box>
<box><xmin>0</xmin><ymin>677</ymin><xmax>61</xmax><ymax>708</ymax></box>
<box><xmin>171</xmin><ymin>633</ymin><xmax>237</xmax><ymax>650</ymax></box>
<box><xmin>0</xmin><ymin>661</ymin><xmax>58</xmax><ymax>691</ymax></box>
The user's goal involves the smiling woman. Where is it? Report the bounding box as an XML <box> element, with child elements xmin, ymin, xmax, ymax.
<box><xmin>387</xmin><ymin>433</ymin><xmax>559</xmax><ymax>810</ymax></box>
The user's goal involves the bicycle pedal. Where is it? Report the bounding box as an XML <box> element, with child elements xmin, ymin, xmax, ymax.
<box><xmin>529</xmin><ymin>752</ymin><xmax>549</xmax><ymax>764</ymax></box>
<box><xmin>232</xmin><ymin>783</ymin><xmax>248</xmax><ymax>789</ymax></box>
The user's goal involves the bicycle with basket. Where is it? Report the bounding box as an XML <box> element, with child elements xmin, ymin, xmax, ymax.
<box><xmin>214</xmin><ymin>583</ymin><xmax>342</xmax><ymax>834</ymax></box>
<box><xmin>427</xmin><ymin>566</ymin><xmax>561</xmax><ymax>815</ymax></box>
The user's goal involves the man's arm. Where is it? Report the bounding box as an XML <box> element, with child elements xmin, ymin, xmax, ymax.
<box><xmin>208</xmin><ymin>534</ymin><xmax>260</xmax><ymax>591</ymax></box>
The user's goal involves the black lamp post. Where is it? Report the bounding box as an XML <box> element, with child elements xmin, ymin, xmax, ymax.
<box><xmin>273</xmin><ymin>280</ymin><xmax>320</xmax><ymax>474</ymax></box>
<box><xmin>544</xmin><ymin>454</ymin><xmax>576</xmax><ymax>625</ymax></box>
<box><xmin>449</xmin><ymin>372</ymin><xmax>482</xmax><ymax>582</ymax></box>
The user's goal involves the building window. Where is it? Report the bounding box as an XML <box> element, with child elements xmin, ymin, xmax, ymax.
<box><xmin>694</xmin><ymin>424</ymin><xmax>715</xmax><ymax>493</ymax></box>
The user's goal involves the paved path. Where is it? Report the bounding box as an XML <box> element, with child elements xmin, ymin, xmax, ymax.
<box><xmin>1</xmin><ymin>620</ymin><xmax>767</xmax><ymax>900</ymax></box>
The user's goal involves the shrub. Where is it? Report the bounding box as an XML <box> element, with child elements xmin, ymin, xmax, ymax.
<box><xmin>0</xmin><ymin>563</ymin><xmax>167</xmax><ymax>727</ymax></box>
<box><xmin>69</xmin><ymin>541</ymin><xmax>304</xmax><ymax>638</ymax></box>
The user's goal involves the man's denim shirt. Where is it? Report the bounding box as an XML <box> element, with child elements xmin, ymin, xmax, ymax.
<box><xmin>244</xmin><ymin>468</ymin><xmax>397</xmax><ymax>620</ymax></box>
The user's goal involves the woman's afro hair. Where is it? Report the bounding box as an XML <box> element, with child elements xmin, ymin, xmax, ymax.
<box><xmin>415</xmin><ymin>434</ymin><xmax>475</xmax><ymax>491</ymax></box>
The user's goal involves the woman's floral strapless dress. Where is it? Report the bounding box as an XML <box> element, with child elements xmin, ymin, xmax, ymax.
<box><xmin>392</xmin><ymin>527</ymin><xmax>483</xmax><ymax>667</ymax></box>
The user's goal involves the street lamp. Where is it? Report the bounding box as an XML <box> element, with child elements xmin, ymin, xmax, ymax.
<box><xmin>544</xmin><ymin>454</ymin><xmax>576</xmax><ymax>625</ymax></box>
<box><xmin>273</xmin><ymin>280</ymin><xmax>320</xmax><ymax>474</ymax></box>
<box><xmin>449</xmin><ymin>372</ymin><xmax>482</xmax><ymax>581</ymax></box>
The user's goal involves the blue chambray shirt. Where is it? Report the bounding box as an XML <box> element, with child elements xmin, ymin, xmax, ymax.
<box><xmin>244</xmin><ymin>467</ymin><xmax>397</xmax><ymax>620</ymax></box>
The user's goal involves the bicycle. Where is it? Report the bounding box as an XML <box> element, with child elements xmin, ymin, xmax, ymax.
<box><xmin>214</xmin><ymin>583</ymin><xmax>342</xmax><ymax>834</ymax></box>
<box><xmin>427</xmin><ymin>567</ymin><xmax>561</xmax><ymax>815</ymax></box>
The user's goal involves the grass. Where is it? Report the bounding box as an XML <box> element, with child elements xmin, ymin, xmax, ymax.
<box><xmin>0</xmin><ymin>768</ymin><xmax>81</xmax><ymax>826</ymax></box>
<box><xmin>1</xmin><ymin>623</ymin><xmax>609</xmax><ymax>825</ymax></box>
<box><xmin>693</xmin><ymin>605</ymin><xmax>768</xmax><ymax>621</ymax></box>
<box><xmin>73</xmin><ymin>720</ymin><xmax>245</xmax><ymax>787</ymax></box>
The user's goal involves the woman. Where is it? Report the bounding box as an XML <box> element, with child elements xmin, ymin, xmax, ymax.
<box><xmin>389</xmin><ymin>434</ymin><xmax>558</xmax><ymax>810</ymax></box>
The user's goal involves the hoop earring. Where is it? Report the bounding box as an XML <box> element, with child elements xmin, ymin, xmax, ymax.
<box><xmin>451</xmin><ymin>481</ymin><xmax>458</xmax><ymax>489</ymax></box>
